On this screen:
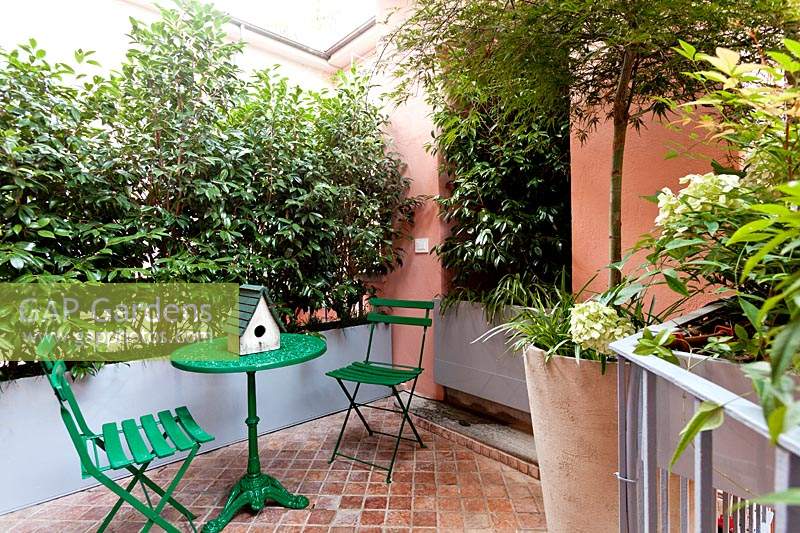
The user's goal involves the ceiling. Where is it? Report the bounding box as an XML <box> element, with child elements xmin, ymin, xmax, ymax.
<box><xmin>210</xmin><ymin>0</ymin><xmax>376</xmax><ymax>55</ymax></box>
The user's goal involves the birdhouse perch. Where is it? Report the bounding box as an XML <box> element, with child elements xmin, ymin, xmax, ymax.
<box><xmin>227</xmin><ymin>284</ymin><xmax>283</xmax><ymax>356</ymax></box>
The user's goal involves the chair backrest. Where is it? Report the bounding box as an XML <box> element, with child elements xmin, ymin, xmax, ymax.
<box><xmin>366</xmin><ymin>297</ymin><xmax>434</xmax><ymax>367</ymax></box>
<box><xmin>40</xmin><ymin>344</ymin><xmax>96</xmax><ymax>468</ymax></box>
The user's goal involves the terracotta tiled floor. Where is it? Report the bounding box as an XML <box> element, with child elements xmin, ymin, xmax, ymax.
<box><xmin>0</xmin><ymin>398</ymin><xmax>546</xmax><ymax>532</ymax></box>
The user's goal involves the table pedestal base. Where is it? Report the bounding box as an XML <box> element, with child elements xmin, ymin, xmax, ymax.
<box><xmin>202</xmin><ymin>472</ymin><xmax>309</xmax><ymax>533</ymax></box>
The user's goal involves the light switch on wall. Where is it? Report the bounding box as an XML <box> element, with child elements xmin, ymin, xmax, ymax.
<box><xmin>414</xmin><ymin>238</ymin><xmax>429</xmax><ymax>254</ymax></box>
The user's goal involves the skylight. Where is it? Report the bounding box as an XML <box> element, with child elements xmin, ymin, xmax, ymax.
<box><xmin>211</xmin><ymin>0</ymin><xmax>375</xmax><ymax>54</ymax></box>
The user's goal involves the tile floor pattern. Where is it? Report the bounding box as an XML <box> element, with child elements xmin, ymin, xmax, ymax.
<box><xmin>0</xmin><ymin>399</ymin><xmax>546</xmax><ymax>532</ymax></box>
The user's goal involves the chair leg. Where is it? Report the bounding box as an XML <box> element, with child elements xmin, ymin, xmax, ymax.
<box><xmin>330</xmin><ymin>380</ymin><xmax>373</xmax><ymax>464</ymax></box>
<box><xmin>337</xmin><ymin>380</ymin><xmax>373</xmax><ymax>434</ymax></box>
<box><xmin>95</xmin><ymin>445</ymin><xmax>199</xmax><ymax>533</ymax></box>
<box><xmin>391</xmin><ymin>386</ymin><xmax>425</xmax><ymax>448</ymax></box>
<box><xmin>92</xmin><ymin>470</ymin><xmax>181</xmax><ymax>533</ymax></box>
<box><xmin>137</xmin><ymin>470</ymin><xmax>197</xmax><ymax>521</ymax></box>
<box><xmin>142</xmin><ymin>444</ymin><xmax>199</xmax><ymax>533</ymax></box>
<box><xmin>97</xmin><ymin>463</ymin><xmax>151</xmax><ymax>533</ymax></box>
<box><xmin>385</xmin><ymin>380</ymin><xmax>424</xmax><ymax>483</ymax></box>
<box><xmin>328</xmin><ymin>377</ymin><xmax>426</xmax><ymax>484</ymax></box>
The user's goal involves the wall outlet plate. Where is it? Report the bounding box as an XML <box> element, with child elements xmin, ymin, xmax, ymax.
<box><xmin>414</xmin><ymin>238</ymin><xmax>429</xmax><ymax>254</ymax></box>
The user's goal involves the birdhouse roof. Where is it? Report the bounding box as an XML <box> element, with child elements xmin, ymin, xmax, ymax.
<box><xmin>227</xmin><ymin>284</ymin><xmax>284</xmax><ymax>336</ymax></box>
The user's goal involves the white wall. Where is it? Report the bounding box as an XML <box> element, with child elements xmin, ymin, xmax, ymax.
<box><xmin>0</xmin><ymin>0</ymin><xmax>336</xmax><ymax>89</ymax></box>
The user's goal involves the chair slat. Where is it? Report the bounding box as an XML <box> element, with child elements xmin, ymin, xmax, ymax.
<box><xmin>175</xmin><ymin>406</ymin><xmax>214</xmax><ymax>443</ymax></box>
<box><xmin>335</xmin><ymin>370</ymin><xmax>403</xmax><ymax>386</ymax></box>
<box><xmin>101</xmin><ymin>423</ymin><xmax>133</xmax><ymax>469</ymax></box>
<box><xmin>352</xmin><ymin>362</ymin><xmax>421</xmax><ymax>376</ymax></box>
<box><xmin>367</xmin><ymin>312</ymin><xmax>432</xmax><ymax>327</ymax></box>
<box><xmin>158</xmin><ymin>411</ymin><xmax>194</xmax><ymax>451</ymax></box>
<box><xmin>370</xmin><ymin>297</ymin><xmax>434</xmax><ymax>310</ymax></box>
<box><xmin>328</xmin><ymin>365</ymin><xmax>419</xmax><ymax>386</ymax></box>
<box><xmin>140</xmin><ymin>414</ymin><xmax>175</xmax><ymax>458</ymax></box>
<box><xmin>121</xmin><ymin>419</ymin><xmax>155</xmax><ymax>464</ymax></box>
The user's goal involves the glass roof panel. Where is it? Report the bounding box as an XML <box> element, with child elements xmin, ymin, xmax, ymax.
<box><xmin>211</xmin><ymin>0</ymin><xmax>375</xmax><ymax>53</ymax></box>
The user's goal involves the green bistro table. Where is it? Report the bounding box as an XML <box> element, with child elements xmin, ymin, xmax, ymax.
<box><xmin>171</xmin><ymin>333</ymin><xmax>326</xmax><ymax>533</ymax></box>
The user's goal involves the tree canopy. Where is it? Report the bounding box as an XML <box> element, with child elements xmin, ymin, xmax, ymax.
<box><xmin>389</xmin><ymin>0</ymin><xmax>797</xmax><ymax>286</ymax></box>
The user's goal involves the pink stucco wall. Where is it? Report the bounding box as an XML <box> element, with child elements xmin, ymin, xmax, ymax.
<box><xmin>379</xmin><ymin>97</ymin><xmax>447</xmax><ymax>400</ymax></box>
<box><xmin>571</xmin><ymin>116</ymin><xmax>724</xmax><ymax>308</ymax></box>
<box><xmin>374</xmin><ymin>0</ymin><xmax>446</xmax><ymax>400</ymax></box>
<box><xmin>371</xmin><ymin>0</ymin><xmax>726</xmax><ymax>393</ymax></box>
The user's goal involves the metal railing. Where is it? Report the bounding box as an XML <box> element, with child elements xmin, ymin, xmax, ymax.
<box><xmin>611</xmin><ymin>332</ymin><xmax>800</xmax><ymax>532</ymax></box>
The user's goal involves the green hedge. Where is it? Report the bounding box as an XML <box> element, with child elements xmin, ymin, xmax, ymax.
<box><xmin>434</xmin><ymin>99</ymin><xmax>571</xmax><ymax>304</ymax></box>
<box><xmin>387</xmin><ymin>0</ymin><xmax>572</xmax><ymax>310</ymax></box>
<box><xmin>0</xmin><ymin>1</ymin><xmax>417</xmax><ymax>379</ymax></box>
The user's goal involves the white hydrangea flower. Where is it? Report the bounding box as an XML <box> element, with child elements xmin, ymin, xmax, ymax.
<box><xmin>654</xmin><ymin>172</ymin><xmax>742</xmax><ymax>229</ymax></box>
<box><xmin>654</xmin><ymin>187</ymin><xmax>680</xmax><ymax>227</ymax></box>
<box><xmin>569</xmin><ymin>300</ymin><xmax>635</xmax><ymax>355</ymax></box>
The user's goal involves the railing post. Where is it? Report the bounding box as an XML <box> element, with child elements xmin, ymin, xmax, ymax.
<box><xmin>659</xmin><ymin>469</ymin><xmax>669</xmax><ymax>533</ymax></box>
<box><xmin>617</xmin><ymin>359</ymin><xmax>629</xmax><ymax>533</ymax></box>
<box><xmin>774</xmin><ymin>448</ymin><xmax>800</xmax><ymax>532</ymax></box>
<box><xmin>627</xmin><ymin>365</ymin><xmax>643</xmax><ymax>533</ymax></box>
<box><xmin>641</xmin><ymin>371</ymin><xmax>658</xmax><ymax>531</ymax></box>
<box><xmin>694</xmin><ymin>399</ymin><xmax>715</xmax><ymax>533</ymax></box>
<box><xmin>679</xmin><ymin>477</ymin><xmax>689</xmax><ymax>533</ymax></box>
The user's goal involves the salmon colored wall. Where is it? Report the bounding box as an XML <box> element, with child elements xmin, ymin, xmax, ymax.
<box><xmin>571</xmin><ymin>115</ymin><xmax>725</xmax><ymax>310</ymax></box>
<box><xmin>379</xmin><ymin>97</ymin><xmax>447</xmax><ymax>400</ymax></box>
<box><xmin>374</xmin><ymin>0</ymin><xmax>446</xmax><ymax>400</ymax></box>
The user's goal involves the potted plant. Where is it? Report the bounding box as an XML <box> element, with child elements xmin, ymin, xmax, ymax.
<box><xmin>610</xmin><ymin>40</ymin><xmax>800</xmax><ymax>497</ymax></box>
<box><xmin>483</xmin><ymin>280</ymin><xmax>678</xmax><ymax>532</ymax></box>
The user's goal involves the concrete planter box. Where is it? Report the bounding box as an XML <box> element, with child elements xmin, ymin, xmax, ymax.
<box><xmin>0</xmin><ymin>323</ymin><xmax>390</xmax><ymax>515</ymax></box>
<box><xmin>523</xmin><ymin>347</ymin><xmax>619</xmax><ymax>533</ymax></box>
<box><xmin>617</xmin><ymin>304</ymin><xmax>778</xmax><ymax>497</ymax></box>
<box><xmin>433</xmin><ymin>300</ymin><xmax>529</xmax><ymax>413</ymax></box>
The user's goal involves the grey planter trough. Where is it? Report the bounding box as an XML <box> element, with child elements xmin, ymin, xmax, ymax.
<box><xmin>433</xmin><ymin>300</ymin><xmax>529</xmax><ymax>413</ymax></box>
<box><xmin>0</xmin><ymin>323</ymin><xmax>390</xmax><ymax>515</ymax></box>
<box><xmin>616</xmin><ymin>304</ymin><xmax>778</xmax><ymax>497</ymax></box>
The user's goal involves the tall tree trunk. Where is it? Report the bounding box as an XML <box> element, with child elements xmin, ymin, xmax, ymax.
<box><xmin>608</xmin><ymin>48</ymin><xmax>636</xmax><ymax>288</ymax></box>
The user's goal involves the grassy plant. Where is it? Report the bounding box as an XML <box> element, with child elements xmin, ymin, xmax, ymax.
<box><xmin>477</xmin><ymin>277</ymin><xmax>575</xmax><ymax>361</ymax></box>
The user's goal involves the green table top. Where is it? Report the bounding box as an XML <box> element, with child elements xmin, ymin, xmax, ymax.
<box><xmin>170</xmin><ymin>333</ymin><xmax>326</xmax><ymax>374</ymax></box>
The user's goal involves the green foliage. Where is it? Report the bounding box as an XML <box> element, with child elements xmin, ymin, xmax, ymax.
<box><xmin>433</xmin><ymin>102</ymin><xmax>571</xmax><ymax>304</ymax></box>
<box><xmin>480</xmin><ymin>274</ymin><xmax>679</xmax><ymax>372</ymax></box>
<box><xmin>669</xmin><ymin>401</ymin><xmax>724</xmax><ymax>469</ymax></box>
<box><xmin>478</xmin><ymin>279</ymin><xmax>576</xmax><ymax>361</ymax></box>
<box><xmin>633</xmin><ymin>43</ymin><xmax>800</xmax><ymax>356</ymax></box>
<box><xmin>386</xmin><ymin>0</ymin><xmax>571</xmax><ymax>308</ymax></box>
<box><xmin>631</xmin><ymin>39</ymin><xmax>800</xmax><ymax>456</ymax></box>
<box><xmin>388</xmin><ymin>0</ymin><xmax>794</xmax><ymax>286</ymax></box>
<box><xmin>634</xmin><ymin>328</ymin><xmax>678</xmax><ymax>364</ymax></box>
<box><xmin>674</xmin><ymin>39</ymin><xmax>800</xmax><ymax>183</ymax></box>
<box><xmin>0</xmin><ymin>1</ymin><xmax>417</xmax><ymax>380</ymax></box>
<box><xmin>745</xmin><ymin>488</ymin><xmax>800</xmax><ymax>506</ymax></box>
<box><xmin>0</xmin><ymin>40</ymin><xmax>145</xmax><ymax>284</ymax></box>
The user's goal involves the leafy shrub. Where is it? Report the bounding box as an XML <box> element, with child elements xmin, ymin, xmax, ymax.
<box><xmin>624</xmin><ymin>41</ymin><xmax>800</xmax><ymax>449</ymax></box>
<box><xmin>0</xmin><ymin>41</ymin><xmax>147</xmax><ymax>284</ymax></box>
<box><xmin>0</xmin><ymin>1</ymin><xmax>417</xmax><ymax>379</ymax></box>
<box><xmin>481</xmin><ymin>275</ymin><xmax>681</xmax><ymax>372</ymax></box>
<box><xmin>631</xmin><ymin>43</ymin><xmax>800</xmax><ymax>359</ymax></box>
<box><xmin>388</xmin><ymin>4</ymin><xmax>572</xmax><ymax>309</ymax></box>
<box><xmin>434</xmin><ymin>98</ymin><xmax>571</xmax><ymax>306</ymax></box>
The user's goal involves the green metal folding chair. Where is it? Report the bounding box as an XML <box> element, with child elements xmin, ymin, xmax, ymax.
<box><xmin>326</xmin><ymin>297</ymin><xmax>433</xmax><ymax>483</ymax></box>
<box><xmin>39</xmin><ymin>337</ymin><xmax>214</xmax><ymax>533</ymax></box>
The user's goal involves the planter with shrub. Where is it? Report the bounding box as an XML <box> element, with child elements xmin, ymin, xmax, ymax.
<box><xmin>611</xmin><ymin>41</ymin><xmax>800</xmax><ymax>501</ymax></box>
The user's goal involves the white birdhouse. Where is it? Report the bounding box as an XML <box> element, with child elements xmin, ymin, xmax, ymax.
<box><xmin>227</xmin><ymin>284</ymin><xmax>282</xmax><ymax>356</ymax></box>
